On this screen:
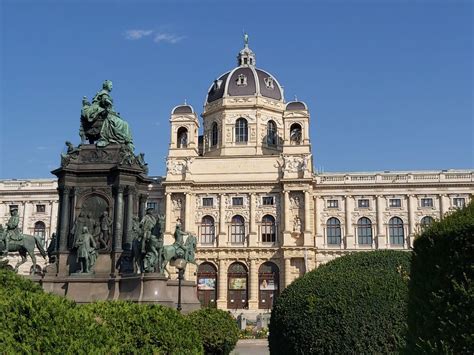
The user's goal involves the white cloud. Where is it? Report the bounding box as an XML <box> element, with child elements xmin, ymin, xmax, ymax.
<box><xmin>153</xmin><ymin>32</ymin><xmax>185</xmax><ymax>44</ymax></box>
<box><xmin>124</xmin><ymin>30</ymin><xmax>153</xmax><ymax>40</ymax></box>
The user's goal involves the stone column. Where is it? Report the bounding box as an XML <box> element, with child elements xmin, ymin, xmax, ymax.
<box><xmin>58</xmin><ymin>186</ymin><xmax>71</xmax><ymax>251</ymax></box>
<box><xmin>218</xmin><ymin>194</ymin><xmax>227</xmax><ymax>247</ymax></box>
<box><xmin>303</xmin><ymin>190</ymin><xmax>312</xmax><ymax>246</ymax></box>
<box><xmin>138</xmin><ymin>194</ymin><xmax>147</xmax><ymax>220</ymax></box>
<box><xmin>439</xmin><ymin>194</ymin><xmax>448</xmax><ymax>219</ymax></box>
<box><xmin>216</xmin><ymin>259</ymin><xmax>228</xmax><ymax>310</ymax></box>
<box><xmin>407</xmin><ymin>195</ymin><xmax>416</xmax><ymax>248</ymax></box>
<box><xmin>248</xmin><ymin>259</ymin><xmax>258</xmax><ymax>310</ymax></box>
<box><xmin>184</xmin><ymin>193</ymin><xmax>191</xmax><ymax>231</ymax></box>
<box><xmin>123</xmin><ymin>186</ymin><xmax>135</xmax><ymax>250</ymax></box>
<box><xmin>345</xmin><ymin>195</ymin><xmax>354</xmax><ymax>248</ymax></box>
<box><xmin>165</xmin><ymin>193</ymin><xmax>172</xmax><ymax>234</ymax></box>
<box><xmin>113</xmin><ymin>186</ymin><xmax>125</xmax><ymax>252</ymax></box>
<box><xmin>21</xmin><ymin>201</ymin><xmax>29</xmax><ymax>234</ymax></box>
<box><xmin>376</xmin><ymin>195</ymin><xmax>386</xmax><ymax>249</ymax></box>
<box><xmin>249</xmin><ymin>193</ymin><xmax>257</xmax><ymax>247</ymax></box>
<box><xmin>314</xmin><ymin>195</ymin><xmax>324</xmax><ymax>247</ymax></box>
<box><xmin>284</xmin><ymin>257</ymin><xmax>292</xmax><ymax>288</ymax></box>
<box><xmin>283</xmin><ymin>191</ymin><xmax>290</xmax><ymax>232</ymax></box>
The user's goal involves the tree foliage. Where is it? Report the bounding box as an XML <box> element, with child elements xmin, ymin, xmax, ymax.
<box><xmin>188</xmin><ymin>308</ymin><xmax>239</xmax><ymax>355</ymax></box>
<box><xmin>407</xmin><ymin>202</ymin><xmax>474</xmax><ymax>353</ymax></box>
<box><xmin>269</xmin><ymin>250</ymin><xmax>411</xmax><ymax>354</ymax></box>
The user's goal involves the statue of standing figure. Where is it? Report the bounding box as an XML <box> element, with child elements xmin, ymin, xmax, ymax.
<box><xmin>80</xmin><ymin>80</ymin><xmax>134</xmax><ymax>151</ymax></box>
<box><xmin>74</xmin><ymin>226</ymin><xmax>97</xmax><ymax>273</ymax></box>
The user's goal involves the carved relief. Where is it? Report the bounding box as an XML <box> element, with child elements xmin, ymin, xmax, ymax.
<box><xmin>166</xmin><ymin>158</ymin><xmax>194</xmax><ymax>175</ymax></box>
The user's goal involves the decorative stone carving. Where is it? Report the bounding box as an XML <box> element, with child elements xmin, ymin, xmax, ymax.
<box><xmin>166</xmin><ymin>158</ymin><xmax>193</xmax><ymax>175</ymax></box>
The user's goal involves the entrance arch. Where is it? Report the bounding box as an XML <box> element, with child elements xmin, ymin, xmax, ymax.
<box><xmin>227</xmin><ymin>262</ymin><xmax>248</xmax><ymax>309</ymax></box>
<box><xmin>197</xmin><ymin>262</ymin><xmax>217</xmax><ymax>307</ymax></box>
<box><xmin>258</xmin><ymin>262</ymin><xmax>279</xmax><ymax>309</ymax></box>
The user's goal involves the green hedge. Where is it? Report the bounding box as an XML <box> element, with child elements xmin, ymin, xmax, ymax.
<box><xmin>188</xmin><ymin>308</ymin><xmax>239</xmax><ymax>355</ymax></box>
<box><xmin>269</xmin><ymin>250</ymin><xmax>411</xmax><ymax>354</ymax></box>
<box><xmin>0</xmin><ymin>270</ymin><xmax>204</xmax><ymax>354</ymax></box>
<box><xmin>84</xmin><ymin>301</ymin><xmax>203</xmax><ymax>354</ymax></box>
<box><xmin>407</xmin><ymin>202</ymin><xmax>474</xmax><ymax>353</ymax></box>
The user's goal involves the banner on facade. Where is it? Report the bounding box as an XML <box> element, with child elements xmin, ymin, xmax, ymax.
<box><xmin>198</xmin><ymin>278</ymin><xmax>216</xmax><ymax>290</ymax></box>
<box><xmin>229</xmin><ymin>277</ymin><xmax>247</xmax><ymax>290</ymax></box>
<box><xmin>260</xmin><ymin>279</ymin><xmax>277</xmax><ymax>291</ymax></box>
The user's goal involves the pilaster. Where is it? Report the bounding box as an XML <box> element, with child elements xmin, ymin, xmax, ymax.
<box><xmin>344</xmin><ymin>195</ymin><xmax>354</xmax><ymax>248</ymax></box>
<box><xmin>248</xmin><ymin>259</ymin><xmax>258</xmax><ymax>310</ymax></box>
<box><xmin>216</xmin><ymin>259</ymin><xmax>228</xmax><ymax>309</ymax></box>
<box><xmin>248</xmin><ymin>193</ymin><xmax>257</xmax><ymax>247</ymax></box>
<box><xmin>376</xmin><ymin>195</ymin><xmax>386</xmax><ymax>249</ymax></box>
<box><xmin>407</xmin><ymin>194</ymin><xmax>416</xmax><ymax>248</ymax></box>
<box><xmin>218</xmin><ymin>194</ymin><xmax>227</xmax><ymax>247</ymax></box>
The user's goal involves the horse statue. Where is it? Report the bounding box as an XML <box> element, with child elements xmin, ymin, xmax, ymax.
<box><xmin>161</xmin><ymin>233</ymin><xmax>197</xmax><ymax>278</ymax></box>
<box><xmin>0</xmin><ymin>225</ymin><xmax>47</xmax><ymax>273</ymax></box>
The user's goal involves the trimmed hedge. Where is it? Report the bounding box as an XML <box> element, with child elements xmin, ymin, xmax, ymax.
<box><xmin>407</xmin><ymin>202</ymin><xmax>474</xmax><ymax>353</ymax></box>
<box><xmin>269</xmin><ymin>250</ymin><xmax>411</xmax><ymax>354</ymax></box>
<box><xmin>0</xmin><ymin>270</ymin><xmax>203</xmax><ymax>354</ymax></box>
<box><xmin>188</xmin><ymin>308</ymin><xmax>239</xmax><ymax>355</ymax></box>
<box><xmin>84</xmin><ymin>301</ymin><xmax>203</xmax><ymax>354</ymax></box>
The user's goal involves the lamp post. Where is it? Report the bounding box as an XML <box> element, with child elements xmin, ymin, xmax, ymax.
<box><xmin>175</xmin><ymin>258</ymin><xmax>187</xmax><ymax>312</ymax></box>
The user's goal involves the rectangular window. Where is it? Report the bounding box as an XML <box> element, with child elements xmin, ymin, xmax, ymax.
<box><xmin>453</xmin><ymin>198</ymin><xmax>465</xmax><ymax>208</ymax></box>
<box><xmin>36</xmin><ymin>204</ymin><xmax>46</xmax><ymax>213</ymax></box>
<box><xmin>389</xmin><ymin>199</ymin><xmax>401</xmax><ymax>208</ymax></box>
<box><xmin>358</xmin><ymin>199</ymin><xmax>370</xmax><ymax>208</ymax></box>
<box><xmin>146</xmin><ymin>202</ymin><xmax>157</xmax><ymax>211</ymax></box>
<box><xmin>202</xmin><ymin>198</ymin><xmax>214</xmax><ymax>207</ymax></box>
<box><xmin>327</xmin><ymin>199</ymin><xmax>338</xmax><ymax>208</ymax></box>
<box><xmin>232</xmin><ymin>197</ymin><xmax>244</xmax><ymax>206</ymax></box>
<box><xmin>9</xmin><ymin>205</ymin><xmax>18</xmax><ymax>213</ymax></box>
<box><xmin>262</xmin><ymin>196</ymin><xmax>274</xmax><ymax>206</ymax></box>
<box><xmin>420</xmin><ymin>198</ymin><xmax>433</xmax><ymax>208</ymax></box>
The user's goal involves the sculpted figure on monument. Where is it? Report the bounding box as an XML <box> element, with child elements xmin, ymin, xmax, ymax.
<box><xmin>46</xmin><ymin>233</ymin><xmax>57</xmax><ymax>264</ymax></box>
<box><xmin>74</xmin><ymin>226</ymin><xmax>97</xmax><ymax>273</ymax></box>
<box><xmin>0</xmin><ymin>209</ymin><xmax>47</xmax><ymax>272</ymax></box>
<box><xmin>71</xmin><ymin>211</ymin><xmax>87</xmax><ymax>246</ymax></box>
<box><xmin>140</xmin><ymin>208</ymin><xmax>157</xmax><ymax>254</ymax></box>
<box><xmin>98</xmin><ymin>211</ymin><xmax>112</xmax><ymax>250</ymax></box>
<box><xmin>80</xmin><ymin>80</ymin><xmax>134</xmax><ymax>150</ymax></box>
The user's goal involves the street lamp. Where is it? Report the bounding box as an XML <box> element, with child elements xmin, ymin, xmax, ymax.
<box><xmin>175</xmin><ymin>258</ymin><xmax>187</xmax><ymax>312</ymax></box>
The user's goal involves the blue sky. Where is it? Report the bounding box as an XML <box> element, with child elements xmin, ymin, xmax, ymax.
<box><xmin>1</xmin><ymin>0</ymin><xmax>472</xmax><ymax>179</ymax></box>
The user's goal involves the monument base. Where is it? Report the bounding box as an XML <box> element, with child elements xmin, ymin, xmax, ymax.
<box><xmin>39</xmin><ymin>273</ymin><xmax>201</xmax><ymax>312</ymax></box>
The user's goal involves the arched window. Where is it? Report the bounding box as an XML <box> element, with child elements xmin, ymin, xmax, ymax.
<box><xmin>197</xmin><ymin>262</ymin><xmax>217</xmax><ymax>307</ymax></box>
<box><xmin>177</xmin><ymin>127</ymin><xmax>188</xmax><ymax>148</ymax></box>
<box><xmin>228</xmin><ymin>262</ymin><xmax>248</xmax><ymax>309</ymax></box>
<box><xmin>420</xmin><ymin>216</ymin><xmax>434</xmax><ymax>229</ymax></box>
<box><xmin>389</xmin><ymin>217</ymin><xmax>404</xmax><ymax>245</ymax></box>
<box><xmin>266</xmin><ymin>120</ymin><xmax>277</xmax><ymax>146</ymax></box>
<box><xmin>200</xmin><ymin>215</ymin><xmax>215</xmax><ymax>245</ymax></box>
<box><xmin>261</xmin><ymin>215</ymin><xmax>276</xmax><ymax>243</ymax></box>
<box><xmin>235</xmin><ymin>118</ymin><xmax>248</xmax><ymax>143</ymax></box>
<box><xmin>258</xmin><ymin>262</ymin><xmax>279</xmax><ymax>309</ymax></box>
<box><xmin>326</xmin><ymin>217</ymin><xmax>341</xmax><ymax>245</ymax></box>
<box><xmin>290</xmin><ymin>123</ymin><xmax>302</xmax><ymax>145</ymax></box>
<box><xmin>211</xmin><ymin>122</ymin><xmax>218</xmax><ymax>147</ymax></box>
<box><xmin>357</xmin><ymin>217</ymin><xmax>372</xmax><ymax>245</ymax></box>
<box><xmin>230</xmin><ymin>215</ymin><xmax>245</xmax><ymax>244</ymax></box>
<box><xmin>34</xmin><ymin>221</ymin><xmax>46</xmax><ymax>239</ymax></box>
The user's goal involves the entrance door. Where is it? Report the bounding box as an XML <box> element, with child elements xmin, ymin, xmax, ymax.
<box><xmin>258</xmin><ymin>262</ymin><xmax>279</xmax><ymax>309</ymax></box>
<box><xmin>197</xmin><ymin>262</ymin><xmax>217</xmax><ymax>307</ymax></box>
<box><xmin>227</xmin><ymin>262</ymin><xmax>248</xmax><ymax>309</ymax></box>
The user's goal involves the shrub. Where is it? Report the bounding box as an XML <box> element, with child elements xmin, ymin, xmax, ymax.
<box><xmin>83</xmin><ymin>301</ymin><xmax>203</xmax><ymax>354</ymax></box>
<box><xmin>188</xmin><ymin>308</ymin><xmax>239</xmax><ymax>355</ymax></box>
<box><xmin>0</xmin><ymin>270</ymin><xmax>108</xmax><ymax>354</ymax></box>
<box><xmin>407</xmin><ymin>202</ymin><xmax>474</xmax><ymax>353</ymax></box>
<box><xmin>269</xmin><ymin>250</ymin><xmax>411</xmax><ymax>354</ymax></box>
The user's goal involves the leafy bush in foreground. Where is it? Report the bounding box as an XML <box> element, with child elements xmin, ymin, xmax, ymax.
<box><xmin>188</xmin><ymin>308</ymin><xmax>239</xmax><ymax>355</ymax></box>
<box><xmin>269</xmin><ymin>250</ymin><xmax>411</xmax><ymax>354</ymax></box>
<box><xmin>407</xmin><ymin>202</ymin><xmax>474</xmax><ymax>353</ymax></box>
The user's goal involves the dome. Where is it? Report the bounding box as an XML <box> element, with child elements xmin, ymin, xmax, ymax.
<box><xmin>286</xmin><ymin>101</ymin><xmax>307</xmax><ymax>111</ymax></box>
<box><xmin>206</xmin><ymin>38</ymin><xmax>284</xmax><ymax>104</ymax></box>
<box><xmin>172</xmin><ymin>104</ymin><xmax>194</xmax><ymax>114</ymax></box>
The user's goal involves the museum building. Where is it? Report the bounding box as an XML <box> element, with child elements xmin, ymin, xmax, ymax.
<box><xmin>1</xmin><ymin>41</ymin><xmax>473</xmax><ymax>311</ymax></box>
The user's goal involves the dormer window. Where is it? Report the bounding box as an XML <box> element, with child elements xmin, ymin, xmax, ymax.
<box><xmin>236</xmin><ymin>74</ymin><xmax>247</xmax><ymax>86</ymax></box>
<box><xmin>213</xmin><ymin>80</ymin><xmax>222</xmax><ymax>91</ymax></box>
<box><xmin>264</xmin><ymin>77</ymin><xmax>274</xmax><ymax>90</ymax></box>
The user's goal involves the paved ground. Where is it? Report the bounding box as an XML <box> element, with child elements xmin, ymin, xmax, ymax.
<box><xmin>231</xmin><ymin>339</ymin><xmax>269</xmax><ymax>355</ymax></box>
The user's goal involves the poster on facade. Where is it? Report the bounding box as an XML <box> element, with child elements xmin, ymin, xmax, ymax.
<box><xmin>198</xmin><ymin>278</ymin><xmax>216</xmax><ymax>290</ymax></box>
<box><xmin>229</xmin><ymin>277</ymin><xmax>247</xmax><ymax>290</ymax></box>
<box><xmin>259</xmin><ymin>279</ymin><xmax>277</xmax><ymax>291</ymax></box>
